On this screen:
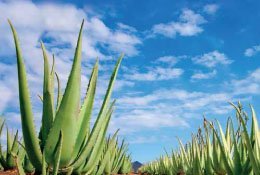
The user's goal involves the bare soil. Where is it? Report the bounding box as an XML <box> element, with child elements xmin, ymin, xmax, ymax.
<box><xmin>0</xmin><ymin>170</ymin><xmax>138</xmax><ymax>175</ymax></box>
<box><xmin>0</xmin><ymin>169</ymin><xmax>18</xmax><ymax>175</ymax></box>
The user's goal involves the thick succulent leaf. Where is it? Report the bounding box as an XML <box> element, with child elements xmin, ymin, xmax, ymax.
<box><xmin>0</xmin><ymin>119</ymin><xmax>4</xmax><ymax>136</ymax></box>
<box><xmin>17</xmin><ymin>145</ymin><xmax>26</xmax><ymax>164</ymax></box>
<box><xmin>225</xmin><ymin>118</ymin><xmax>232</xmax><ymax>151</ymax></box>
<box><xmin>55</xmin><ymin>72</ymin><xmax>62</xmax><ymax>112</ymax></box>
<box><xmin>71</xmin><ymin>60</ymin><xmax>98</xmax><ymax>161</ymax></box>
<box><xmin>216</xmin><ymin>120</ymin><xmax>234</xmax><ymax>170</ymax></box>
<box><xmin>44</xmin><ymin>20</ymin><xmax>84</xmax><ymax>167</ymax></box>
<box><xmin>23</xmin><ymin>155</ymin><xmax>34</xmax><ymax>173</ymax></box>
<box><xmin>230</xmin><ymin>120</ymin><xmax>243</xmax><ymax>174</ymax></box>
<box><xmin>204</xmin><ymin>129</ymin><xmax>213</xmax><ymax>174</ymax></box>
<box><xmin>0</xmin><ymin>120</ymin><xmax>4</xmax><ymax>160</ymax></box>
<box><xmin>177</xmin><ymin>138</ymin><xmax>188</xmax><ymax>165</ymax></box>
<box><xmin>73</xmin><ymin>101</ymin><xmax>115</xmax><ymax>171</ymax></box>
<box><xmin>8</xmin><ymin>20</ymin><xmax>42</xmax><ymax>170</ymax></box>
<box><xmin>70</xmin><ymin>56</ymin><xmax>122</xmax><ymax>168</ymax></box>
<box><xmin>41</xmin><ymin>42</ymin><xmax>54</xmax><ymax>148</ymax></box>
<box><xmin>213</xmin><ymin>126</ymin><xmax>234</xmax><ymax>175</ymax></box>
<box><xmin>112</xmin><ymin>140</ymin><xmax>126</xmax><ymax>173</ymax></box>
<box><xmin>250</xmin><ymin>106</ymin><xmax>260</xmax><ymax>160</ymax></box>
<box><xmin>11</xmin><ymin>153</ymin><xmax>25</xmax><ymax>175</ymax></box>
<box><xmin>231</xmin><ymin>103</ymin><xmax>260</xmax><ymax>173</ymax></box>
<box><xmin>6</xmin><ymin>128</ymin><xmax>14</xmax><ymax>169</ymax></box>
<box><xmin>95</xmin><ymin>130</ymin><xmax>119</xmax><ymax>175</ymax></box>
<box><xmin>6</xmin><ymin>127</ymin><xmax>11</xmax><ymax>158</ymax></box>
<box><xmin>53</xmin><ymin>131</ymin><xmax>63</xmax><ymax>175</ymax></box>
<box><xmin>7</xmin><ymin>130</ymin><xmax>19</xmax><ymax>168</ymax></box>
<box><xmin>212</xmin><ymin>131</ymin><xmax>221</xmax><ymax>172</ymax></box>
<box><xmin>86</xmin><ymin>138</ymin><xmax>106</xmax><ymax>174</ymax></box>
<box><xmin>42</xmin><ymin>152</ymin><xmax>46</xmax><ymax>175</ymax></box>
<box><xmin>104</xmin><ymin>133</ymin><xmax>119</xmax><ymax>173</ymax></box>
<box><xmin>50</xmin><ymin>55</ymin><xmax>55</xmax><ymax>104</ymax></box>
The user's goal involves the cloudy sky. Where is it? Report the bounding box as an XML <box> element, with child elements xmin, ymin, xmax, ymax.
<box><xmin>0</xmin><ymin>0</ymin><xmax>259</xmax><ymax>163</ymax></box>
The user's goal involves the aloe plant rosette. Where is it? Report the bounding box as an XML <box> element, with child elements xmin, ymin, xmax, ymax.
<box><xmin>9</xmin><ymin>19</ymin><xmax>124</xmax><ymax>174</ymax></box>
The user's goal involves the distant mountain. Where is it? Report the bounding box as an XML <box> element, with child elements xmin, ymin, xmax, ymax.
<box><xmin>132</xmin><ymin>161</ymin><xmax>143</xmax><ymax>172</ymax></box>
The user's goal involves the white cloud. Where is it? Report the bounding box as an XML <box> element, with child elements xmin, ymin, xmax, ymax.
<box><xmin>0</xmin><ymin>63</ymin><xmax>19</xmax><ymax>112</ymax></box>
<box><xmin>191</xmin><ymin>70</ymin><xmax>217</xmax><ymax>80</ymax></box>
<box><xmin>110</xmin><ymin>109</ymin><xmax>189</xmax><ymax>134</ymax></box>
<box><xmin>114</xmin><ymin>79</ymin><xmax>135</xmax><ymax>91</ymax></box>
<box><xmin>192</xmin><ymin>50</ymin><xmax>233</xmax><ymax>68</ymax></box>
<box><xmin>0</xmin><ymin>1</ymin><xmax>141</xmax><ymax>115</ymax></box>
<box><xmin>128</xmin><ymin>136</ymin><xmax>157</xmax><ymax>144</ymax></box>
<box><xmin>117</xmin><ymin>23</ymin><xmax>137</xmax><ymax>33</ymax></box>
<box><xmin>118</xmin><ymin>88</ymin><xmax>233</xmax><ymax>110</ymax></box>
<box><xmin>123</xmin><ymin>55</ymin><xmax>185</xmax><ymax>81</ymax></box>
<box><xmin>203</xmin><ymin>4</ymin><xmax>219</xmax><ymax>15</ymax></box>
<box><xmin>244</xmin><ymin>45</ymin><xmax>260</xmax><ymax>57</ymax></box>
<box><xmin>152</xmin><ymin>9</ymin><xmax>206</xmax><ymax>38</ymax></box>
<box><xmin>124</xmin><ymin>67</ymin><xmax>183</xmax><ymax>81</ymax></box>
<box><xmin>0</xmin><ymin>84</ymin><xmax>13</xmax><ymax>112</ymax></box>
<box><xmin>155</xmin><ymin>55</ymin><xmax>183</xmax><ymax>66</ymax></box>
<box><xmin>231</xmin><ymin>68</ymin><xmax>260</xmax><ymax>95</ymax></box>
<box><xmin>106</xmin><ymin>68</ymin><xmax>259</xmax><ymax>135</ymax></box>
<box><xmin>111</xmin><ymin>85</ymin><xmax>252</xmax><ymax>134</ymax></box>
<box><xmin>0</xmin><ymin>1</ymin><xmax>141</xmax><ymax>60</ymax></box>
<box><xmin>118</xmin><ymin>94</ymin><xmax>158</xmax><ymax>106</ymax></box>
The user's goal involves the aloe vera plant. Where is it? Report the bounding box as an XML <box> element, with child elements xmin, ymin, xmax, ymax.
<box><xmin>118</xmin><ymin>154</ymin><xmax>132</xmax><ymax>174</ymax></box>
<box><xmin>94</xmin><ymin>136</ymin><xmax>132</xmax><ymax>175</ymax></box>
<box><xmin>111</xmin><ymin>139</ymin><xmax>131</xmax><ymax>174</ymax></box>
<box><xmin>140</xmin><ymin>103</ymin><xmax>260</xmax><ymax>175</ymax></box>
<box><xmin>0</xmin><ymin>119</ymin><xmax>21</xmax><ymax>170</ymax></box>
<box><xmin>8</xmin><ymin>19</ymin><xmax>126</xmax><ymax>174</ymax></box>
<box><xmin>0</xmin><ymin>118</ymin><xmax>34</xmax><ymax>174</ymax></box>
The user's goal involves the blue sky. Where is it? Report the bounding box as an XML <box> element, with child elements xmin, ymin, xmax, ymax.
<box><xmin>0</xmin><ymin>0</ymin><xmax>259</xmax><ymax>163</ymax></box>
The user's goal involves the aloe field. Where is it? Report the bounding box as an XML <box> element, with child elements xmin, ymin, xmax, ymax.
<box><xmin>0</xmin><ymin>1</ymin><xmax>260</xmax><ymax>175</ymax></box>
<box><xmin>139</xmin><ymin>103</ymin><xmax>260</xmax><ymax>175</ymax></box>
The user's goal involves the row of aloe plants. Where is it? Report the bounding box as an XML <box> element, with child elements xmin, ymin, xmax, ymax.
<box><xmin>139</xmin><ymin>102</ymin><xmax>260</xmax><ymax>175</ymax></box>
<box><xmin>0</xmin><ymin>20</ymin><xmax>132</xmax><ymax>174</ymax></box>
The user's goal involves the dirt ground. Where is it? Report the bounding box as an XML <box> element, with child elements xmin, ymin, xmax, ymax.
<box><xmin>0</xmin><ymin>170</ymin><xmax>139</xmax><ymax>175</ymax></box>
<box><xmin>0</xmin><ymin>169</ymin><xmax>17</xmax><ymax>175</ymax></box>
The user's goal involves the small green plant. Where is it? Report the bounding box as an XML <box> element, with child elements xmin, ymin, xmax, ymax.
<box><xmin>0</xmin><ymin>118</ymin><xmax>34</xmax><ymax>173</ymax></box>
<box><xmin>0</xmin><ymin>119</ymin><xmax>20</xmax><ymax>171</ymax></box>
<box><xmin>118</xmin><ymin>154</ymin><xmax>132</xmax><ymax>174</ymax></box>
<box><xmin>94</xmin><ymin>136</ymin><xmax>131</xmax><ymax>175</ymax></box>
